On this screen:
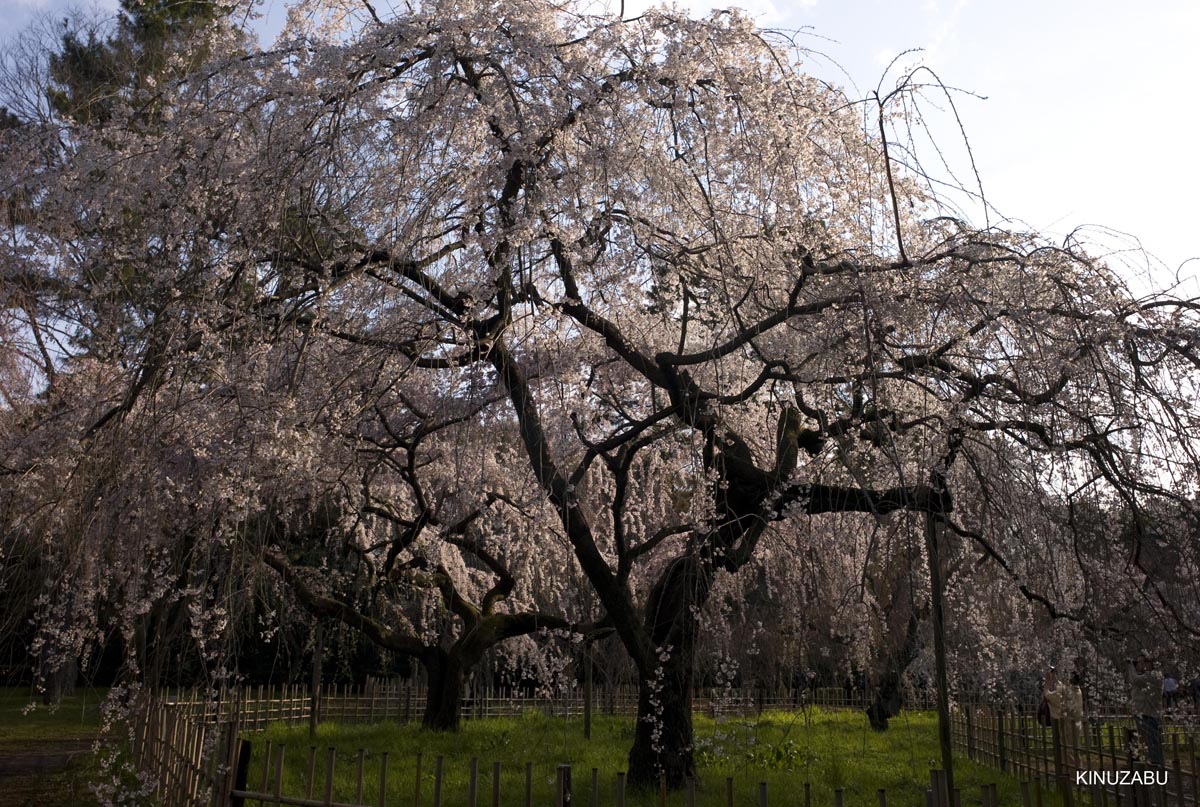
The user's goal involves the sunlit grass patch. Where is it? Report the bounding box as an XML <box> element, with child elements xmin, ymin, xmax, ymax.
<box><xmin>247</xmin><ymin>708</ymin><xmax>1062</xmax><ymax>807</ymax></box>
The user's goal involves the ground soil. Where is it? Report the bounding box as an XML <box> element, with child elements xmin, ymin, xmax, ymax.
<box><xmin>0</xmin><ymin>738</ymin><xmax>99</xmax><ymax>806</ymax></box>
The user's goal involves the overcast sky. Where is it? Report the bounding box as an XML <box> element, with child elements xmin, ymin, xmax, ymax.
<box><xmin>4</xmin><ymin>0</ymin><xmax>1197</xmax><ymax>290</ymax></box>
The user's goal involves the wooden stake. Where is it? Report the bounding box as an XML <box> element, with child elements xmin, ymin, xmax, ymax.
<box><xmin>378</xmin><ymin>752</ymin><xmax>388</xmax><ymax>807</ymax></box>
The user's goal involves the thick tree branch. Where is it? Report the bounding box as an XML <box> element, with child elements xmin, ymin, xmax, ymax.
<box><xmin>489</xmin><ymin>339</ymin><xmax>654</xmax><ymax>666</ymax></box>
<box><xmin>263</xmin><ymin>551</ymin><xmax>428</xmax><ymax>656</ymax></box>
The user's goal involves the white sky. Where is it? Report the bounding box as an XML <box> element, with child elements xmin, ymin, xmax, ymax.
<box><xmin>618</xmin><ymin>0</ymin><xmax>1200</xmax><ymax>292</ymax></box>
<box><xmin>4</xmin><ymin>0</ymin><xmax>1197</xmax><ymax>290</ymax></box>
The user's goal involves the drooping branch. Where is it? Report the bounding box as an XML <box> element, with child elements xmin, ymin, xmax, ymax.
<box><xmin>548</xmin><ymin>239</ymin><xmax>669</xmax><ymax>388</ymax></box>
<box><xmin>654</xmin><ymin>293</ymin><xmax>861</xmax><ymax>368</ymax></box>
<box><xmin>443</xmin><ymin>532</ymin><xmax>515</xmax><ymax>616</ymax></box>
<box><xmin>263</xmin><ymin>550</ymin><xmax>428</xmax><ymax>656</ymax></box>
<box><xmin>937</xmin><ymin>517</ymin><xmax>1084</xmax><ymax>623</ymax></box>
<box><xmin>489</xmin><ymin>338</ymin><xmax>654</xmax><ymax>667</ymax></box>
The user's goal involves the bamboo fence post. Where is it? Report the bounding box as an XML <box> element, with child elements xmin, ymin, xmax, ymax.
<box><xmin>227</xmin><ymin>691</ymin><xmax>245</xmax><ymax>805</ymax></box>
<box><xmin>1190</xmin><ymin>733</ymin><xmax>1199</xmax><ymax>804</ymax></box>
<box><xmin>260</xmin><ymin>739</ymin><xmax>272</xmax><ymax>792</ymax></box>
<box><xmin>433</xmin><ymin>755</ymin><xmax>444</xmax><ymax>807</ymax></box>
<box><xmin>356</xmin><ymin>748</ymin><xmax>366</xmax><ymax>804</ymax></box>
<box><xmin>932</xmin><ymin>769</ymin><xmax>945</xmax><ymax>807</ymax></box>
<box><xmin>184</xmin><ymin>716</ymin><xmax>197</xmax><ymax>803</ymax></box>
<box><xmin>379</xmin><ymin>752</ymin><xmax>389</xmax><ymax>807</ymax></box>
<box><xmin>272</xmin><ymin>746</ymin><xmax>285</xmax><ymax>807</ymax></box>
<box><xmin>1051</xmin><ymin>719</ymin><xmax>1071</xmax><ymax>807</ymax></box>
<box><xmin>154</xmin><ymin>708</ymin><xmax>170</xmax><ymax>800</ymax></box>
<box><xmin>1039</xmin><ymin>722</ymin><xmax>1049</xmax><ymax>782</ymax></box>
<box><xmin>414</xmin><ymin>752</ymin><xmax>422</xmax><ymax>807</ymax></box>
<box><xmin>1109</xmin><ymin>724</ymin><xmax>1120</xmax><ymax>807</ymax></box>
<box><xmin>323</xmin><ymin>746</ymin><xmax>335</xmax><ymax>807</ymax></box>
<box><xmin>998</xmin><ymin>711</ymin><xmax>1008</xmax><ymax>773</ymax></box>
<box><xmin>206</xmin><ymin>714</ymin><xmax>223</xmax><ymax>807</ymax></box>
<box><xmin>231</xmin><ymin>738</ymin><xmax>253</xmax><ymax>807</ymax></box>
<box><xmin>190</xmin><ymin>721</ymin><xmax>207</xmax><ymax>804</ymax></box>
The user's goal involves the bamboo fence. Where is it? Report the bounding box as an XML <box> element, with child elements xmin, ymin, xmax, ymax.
<box><xmin>129</xmin><ymin>684</ymin><xmax>1197</xmax><ymax>807</ymax></box>
<box><xmin>951</xmin><ymin>707</ymin><xmax>1198</xmax><ymax>807</ymax></box>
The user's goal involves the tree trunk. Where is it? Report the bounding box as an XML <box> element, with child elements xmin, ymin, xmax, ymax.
<box><xmin>310</xmin><ymin>620</ymin><xmax>324</xmax><ymax>739</ymax></box>
<box><xmin>865</xmin><ymin>602</ymin><xmax>924</xmax><ymax>731</ymax></box>
<box><xmin>866</xmin><ymin>668</ymin><xmax>904</xmax><ymax>731</ymax></box>
<box><xmin>626</xmin><ymin>554</ymin><xmax>710</xmax><ymax>788</ymax></box>
<box><xmin>628</xmin><ymin>661</ymin><xmax>696</xmax><ymax>788</ymax></box>
<box><xmin>925</xmin><ymin>512</ymin><xmax>955</xmax><ymax>798</ymax></box>
<box><xmin>42</xmin><ymin>655</ymin><xmax>76</xmax><ymax>705</ymax></box>
<box><xmin>421</xmin><ymin>651</ymin><xmax>466</xmax><ymax>731</ymax></box>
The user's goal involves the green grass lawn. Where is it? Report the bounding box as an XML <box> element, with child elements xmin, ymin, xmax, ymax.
<box><xmin>0</xmin><ymin>686</ymin><xmax>105</xmax><ymax>742</ymax></box>
<box><xmin>249</xmin><ymin>709</ymin><xmax>1067</xmax><ymax>807</ymax></box>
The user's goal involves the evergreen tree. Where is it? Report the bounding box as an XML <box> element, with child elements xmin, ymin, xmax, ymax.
<box><xmin>47</xmin><ymin>0</ymin><xmax>226</xmax><ymax>124</ymax></box>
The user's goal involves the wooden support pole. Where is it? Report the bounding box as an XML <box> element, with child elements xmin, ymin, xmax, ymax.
<box><xmin>584</xmin><ymin>642</ymin><xmax>593</xmax><ymax>741</ymax></box>
<box><xmin>926</xmin><ymin>512</ymin><xmax>955</xmax><ymax>799</ymax></box>
<box><xmin>310</xmin><ymin>621</ymin><xmax>324</xmax><ymax>740</ymax></box>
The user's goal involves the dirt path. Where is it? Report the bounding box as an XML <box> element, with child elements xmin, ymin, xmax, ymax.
<box><xmin>0</xmin><ymin>738</ymin><xmax>99</xmax><ymax>806</ymax></box>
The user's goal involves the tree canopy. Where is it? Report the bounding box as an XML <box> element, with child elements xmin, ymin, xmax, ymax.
<box><xmin>2</xmin><ymin>0</ymin><xmax>1198</xmax><ymax>788</ymax></box>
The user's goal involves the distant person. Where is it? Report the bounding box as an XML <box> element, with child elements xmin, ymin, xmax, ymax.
<box><xmin>1060</xmin><ymin>672</ymin><xmax>1085</xmax><ymax>768</ymax></box>
<box><xmin>798</xmin><ymin>670</ymin><xmax>817</xmax><ymax>712</ymax></box>
<box><xmin>1191</xmin><ymin>676</ymin><xmax>1200</xmax><ymax>711</ymax></box>
<box><xmin>1043</xmin><ymin>666</ymin><xmax>1063</xmax><ymax>722</ymax></box>
<box><xmin>1043</xmin><ymin>667</ymin><xmax>1083</xmax><ymax>768</ymax></box>
<box><xmin>1128</xmin><ymin>653</ymin><xmax>1165</xmax><ymax>766</ymax></box>
<box><xmin>1162</xmin><ymin>673</ymin><xmax>1179</xmax><ymax>710</ymax></box>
